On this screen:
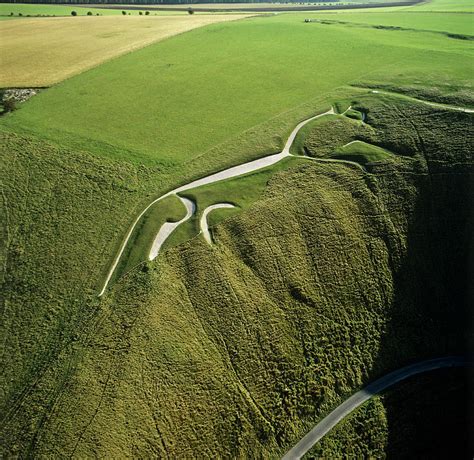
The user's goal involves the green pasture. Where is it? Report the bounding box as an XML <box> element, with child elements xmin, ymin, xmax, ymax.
<box><xmin>0</xmin><ymin>3</ymin><xmax>186</xmax><ymax>17</ymax></box>
<box><xmin>408</xmin><ymin>0</ymin><xmax>474</xmax><ymax>12</ymax></box>
<box><xmin>310</xmin><ymin>11</ymin><xmax>474</xmax><ymax>35</ymax></box>
<box><xmin>1</xmin><ymin>11</ymin><xmax>471</xmax><ymax>184</ymax></box>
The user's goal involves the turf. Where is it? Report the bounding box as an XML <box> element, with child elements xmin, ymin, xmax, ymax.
<box><xmin>309</xmin><ymin>11</ymin><xmax>474</xmax><ymax>35</ymax></box>
<box><xmin>0</xmin><ymin>14</ymin><xmax>250</xmax><ymax>87</ymax></box>
<box><xmin>1</xmin><ymin>5</ymin><xmax>474</xmax><ymax>457</ymax></box>
<box><xmin>0</xmin><ymin>3</ymin><xmax>188</xmax><ymax>17</ymax></box>
<box><xmin>112</xmin><ymin>194</ymin><xmax>186</xmax><ymax>284</ymax></box>
<box><xmin>329</xmin><ymin>140</ymin><xmax>393</xmax><ymax>164</ymax></box>
<box><xmin>109</xmin><ymin>91</ymin><xmax>470</xmax><ymax>298</ymax></box>
<box><xmin>1</xmin><ymin>11</ymin><xmax>471</xmax><ymax>179</ymax></box>
<box><xmin>408</xmin><ymin>0</ymin><xmax>474</xmax><ymax>12</ymax></box>
<box><xmin>291</xmin><ymin>112</ymin><xmax>376</xmax><ymax>157</ymax></box>
<box><xmin>163</xmin><ymin>156</ymin><xmax>310</xmax><ymax>249</ymax></box>
<box><xmin>33</xmin><ymin>97</ymin><xmax>469</xmax><ymax>458</ymax></box>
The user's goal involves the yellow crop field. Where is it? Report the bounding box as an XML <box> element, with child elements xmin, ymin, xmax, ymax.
<box><xmin>0</xmin><ymin>14</ymin><xmax>250</xmax><ymax>87</ymax></box>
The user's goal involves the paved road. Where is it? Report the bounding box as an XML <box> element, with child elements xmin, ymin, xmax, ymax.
<box><xmin>282</xmin><ymin>356</ymin><xmax>470</xmax><ymax>460</ymax></box>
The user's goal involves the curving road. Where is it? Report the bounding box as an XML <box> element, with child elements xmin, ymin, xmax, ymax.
<box><xmin>200</xmin><ymin>203</ymin><xmax>236</xmax><ymax>244</ymax></box>
<box><xmin>281</xmin><ymin>356</ymin><xmax>470</xmax><ymax>460</ymax></box>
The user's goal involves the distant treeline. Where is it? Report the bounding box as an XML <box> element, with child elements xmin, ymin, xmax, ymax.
<box><xmin>1</xmin><ymin>0</ymin><xmax>340</xmax><ymax>4</ymax></box>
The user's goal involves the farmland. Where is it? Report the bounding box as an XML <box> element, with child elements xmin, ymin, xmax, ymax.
<box><xmin>407</xmin><ymin>0</ymin><xmax>473</xmax><ymax>11</ymax></box>
<box><xmin>0</xmin><ymin>3</ymin><xmax>181</xmax><ymax>17</ymax></box>
<box><xmin>0</xmin><ymin>14</ymin><xmax>251</xmax><ymax>87</ymax></box>
<box><xmin>2</xmin><ymin>12</ymin><xmax>472</xmax><ymax>171</ymax></box>
<box><xmin>1</xmin><ymin>1</ymin><xmax>473</xmax><ymax>458</ymax></box>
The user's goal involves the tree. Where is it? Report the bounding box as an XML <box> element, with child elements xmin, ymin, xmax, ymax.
<box><xmin>87</xmin><ymin>11</ymin><xmax>93</xmax><ymax>15</ymax></box>
<box><xmin>71</xmin><ymin>10</ymin><xmax>77</xmax><ymax>16</ymax></box>
<box><xmin>139</xmin><ymin>11</ymin><xmax>143</xmax><ymax>15</ymax></box>
<box><xmin>122</xmin><ymin>10</ymin><xmax>127</xmax><ymax>15</ymax></box>
<box><xmin>145</xmin><ymin>10</ymin><xmax>150</xmax><ymax>15</ymax></box>
<box><xmin>188</xmin><ymin>7</ymin><xmax>194</xmax><ymax>14</ymax></box>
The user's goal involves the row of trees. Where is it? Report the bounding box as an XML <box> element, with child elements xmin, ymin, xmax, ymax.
<box><xmin>3</xmin><ymin>0</ymin><xmax>339</xmax><ymax>4</ymax></box>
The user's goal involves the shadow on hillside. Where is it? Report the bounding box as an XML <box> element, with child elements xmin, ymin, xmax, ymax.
<box><xmin>369</xmin><ymin>147</ymin><xmax>473</xmax><ymax>456</ymax></box>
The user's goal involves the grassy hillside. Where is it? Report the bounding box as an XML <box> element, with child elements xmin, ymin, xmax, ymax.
<box><xmin>310</xmin><ymin>11</ymin><xmax>474</xmax><ymax>35</ymax></box>
<box><xmin>1</xmin><ymin>12</ymin><xmax>471</xmax><ymax>174</ymax></box>
<box><xmin>1</xmin><ymin>5</ymin><xmax>473</xmax><ymax>456</ymax></box>
<box><xmin>306</xmin><ymin>367</ymin><xmax>471</xmax><ymax>458</ymax></box>
<box><xmin>2</xmin><ymin>94</ymin><xmax>471</xmax><ymax>456</ymax></box>
<box><xmin>0</xmin><ymin>130</ymin><xmax>168</xmax><ymax>457</ymax></box>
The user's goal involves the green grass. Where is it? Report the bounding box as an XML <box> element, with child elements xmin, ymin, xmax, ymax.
<box><xmin>0</xmin><ymin>3</ymin><xmax>186</xmax><ymax>17</ymax></box>
<box><xmin>408</xmin><ymin>0</ymin><xmax>474</xmax><ymax>12</ymax></box>
<box><xmin>164</xmin><ymin>156</ymin><xmax>310</xmax><ymax>249</ymax></box>
<box><xmin>117</xmin><ymin>90</ymin><xmax>470</xmax><ymax>286</ymax></box>
<box><xmin>2</xmin><ymin>6</ymin><xmax>474</xmax><ymax>457</ymax></box>
<box><xmin>0</xmin><ymin>129</ymin><xmax>165</xmax><ymax>458</ymax></box>
<box><xmin>344</xmin><ymin>107</ymin><xmax>364</xmax><ymax>120</ymax></box>
<box><xmin>291</xmin><ymin>112</ymin><xmax>376</xmax><ymax>157</ymax></box>
<box><xmin>1</xmin><ymin>11</ymin><xmax>471</xmax><ymax>182</ymax></box>
<box><xmin>329</xmin><ymin>140</ymin><xmax>393</xmax><ymax>164</ymax></box>
<box><xmin>310</xmin><ymin>11</ymin><xmax>474</xmax><ymax>35</ymax></box>
<box><xmin>77</xmin><ymin>98</ymin><xmax>469</xmax><ymax>458</ymax></box>
<box><xmin>112</xmin><ymin>194</ymin><xmax>186</xmax><ymax>283</ymax></box>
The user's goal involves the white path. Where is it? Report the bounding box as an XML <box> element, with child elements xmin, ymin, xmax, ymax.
<box><xmin>99</xmin><ymin>93</ymin><xmax>473</xmax><ymax>296</ymax></box>
<box><xmin>148</xmin><ymin>197</ymin><xmax>195</xmax><ymax>260</ymax></box>
<box><xmin>200</xmin><ymin>203</ymin><xmax>236</xmax><ymax>244</ymax></box>
<box><xmin>342</xmin><ymin>140</ymin><xmax>358</xmax><ymax>148</ymax></box>
<box><xmin>98</xmin><ymin>107</ymin><xmax>334</xmax><ymax>296</ymax></box>
<box><xmin>369</xmin><ymin>89</ymin><xmax>474</xmax><ymax>113</ymax></box>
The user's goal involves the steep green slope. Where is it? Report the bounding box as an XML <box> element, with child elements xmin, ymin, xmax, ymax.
<box><xmin>306</xmin><ymin>367</ymin><xmax>471</xmax><ymax>458</ymax></box>
<box><xmin>0</xmin><ymin>131</ymin><xmax>166</xmax><ymax>457</ymax></box>
<box><xmin>3</xmin><ymin>96</ymin><xmax>470</xmax><ymax>456</ymax></box>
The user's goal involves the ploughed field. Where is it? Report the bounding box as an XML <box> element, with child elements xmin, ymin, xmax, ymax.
<box><xmin>1</xmin><ymin>1</ymin><xmax>473</xmax><ymax>457</ymax></box>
